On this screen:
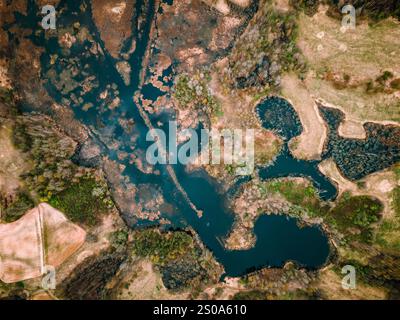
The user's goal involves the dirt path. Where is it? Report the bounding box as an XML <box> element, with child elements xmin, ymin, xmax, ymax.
<box><xmin>281</xmin><ymin>73</ymin><xmax>327</xmax><ymax>160</ymax></box>
<box><xmin>0</xmin><ymin>203</ymin><xmax>86</xmax><ymax>283</ymax></box>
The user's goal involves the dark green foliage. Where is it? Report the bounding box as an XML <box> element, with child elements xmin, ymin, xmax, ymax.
<box><xmin>131</xmin><ymin>229</ymin><xmax>194</xmax><ymax>266</ymax></box>
<box><xmin>132</xmin><ymin>229</ymin><xmax>215</xmax><ymax>291</ymax></box>
<box><xmin>1</xmin><ymin>192</ymin><xmax>34</xmax><ymax>223</ymax></box>
<box><xmin>174</xmin><ymin>75</ymin><xmax>193</xmax><ymax>106</ymax></box>
<box><xmin>325</xmin><ymin>0</ymin><xmax>400</xmax><ymax>21</ymax></box>
<box><xmin>12</xmin><ymin>116</ymin><xmax>79</xmax><ymax>199</ymax></box>
<box><xmin>393</xmin><ymin>187</ymin><xmax>400</xmax><ymax>217</ymax></box>
<box><xmin>328</xmin><ymin>195</ymin><xmax>383</xmax><ymax>243</ymax></box>
<box><xmin>173</xmin><ymin>72</ymin><xmax>221</xmax><ymax>117</ymax></box>
<box><xmin>341</xmin><ymin>253</ymin><xmax>400</xmax><ymax>295</ymax></box>
<box><xmin>109</xmin><ymin>230</ymin><xmax>129</xmax><ymax>250</ymax></box>
<box><xmin>0</xmin><ymin>88</ymin><xmax>15</xmax><ymax>105</ymax></box>
<box><xmin>343</xmin><ymin>0</ymin><xmax>400</xmax><ymax>21</ymax></box>
<box><xmin>160</xmin><ymin>247</ymin><xmax>208</xmax><ymax>290</ymax></box>
<box><xmin>319</xmin><ymin>106</ymin><xmax>400</xmax><ymax>180</ymax></box>
<box><xmin>48</xmin><ymin>177</ymin><xmax>108</xmax><ymax>226</ymax></box>
<box><xmin>376</xmin><ymin>71</ymin><xmax>394</xmax><ymax>84</ymax></box>
<box><xmin>256</xmin><ymin>97</ymin><xmax>302</xmax><ymax>141</ymax></box>
<box><xmin>262</xmin><ymin>180</ymin><xmax>328</xmax><ymax>218</ymax></box>
<box><xmin>290</xmin><ymin>0</ymin><xmax>320</xmax><ymax>16</ymax></box>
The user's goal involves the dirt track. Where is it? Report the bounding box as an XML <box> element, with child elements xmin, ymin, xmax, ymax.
<box><xmin>0</xmin><ymin>203</ymin><xmax>86</xmax><ymax>283</ymax></box>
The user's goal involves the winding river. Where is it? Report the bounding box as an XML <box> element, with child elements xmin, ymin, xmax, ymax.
<box><xmin>11</xmin><ymin>0</ymin><xmax>332</xmax><ymax>277</ymax></box>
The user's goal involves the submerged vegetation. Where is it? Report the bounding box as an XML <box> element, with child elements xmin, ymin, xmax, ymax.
<box><xmin>257</xmin><ymin>96</ymin><xmax>302</xmax><ymax>141</ymax></box>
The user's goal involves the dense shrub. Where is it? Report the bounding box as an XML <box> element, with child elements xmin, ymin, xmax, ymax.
<box><xmin>49</xmin><ymin>176</ymin><xmax>109</xmax><ymax>226</ymax></box>
<box><xmin>131</xmin><ymin>229</ymin><xmax>194</xmax><ymax>266</ymax></box>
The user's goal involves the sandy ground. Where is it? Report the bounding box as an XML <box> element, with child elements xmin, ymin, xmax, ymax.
<box><xmin>281</xmin><ymin>74</ymin><xmax>327</xmax><ymax>160</ymax></box>
<box><xmin>91</xmin><ymin>0</ymin><xmax>134</xmax><ymax>59</ymax></box>
<box><xmin>0</xmin><ymin>203</ymin><xmax>86</xmax><ymax>283</ymax></box>
<box><xmin>272</xmin><ymin>0</ymin><xmax>290</xmax><ymax>12</ymax></box>
<box><xmin>202</xmin><ymin>0</ymin><xmax>251</xmax><ymax>15</ymax></box>
<box><xmin>203</xmin><ymin>277</ymin><xmax>244</xmax><ymax>300</ymax></box>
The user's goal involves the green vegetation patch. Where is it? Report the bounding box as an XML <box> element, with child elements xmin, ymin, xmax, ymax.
<box><xmin>0</xmin><ymin>88</ymin><xmax>15</xmax><ymax>105</ymax></box>
<box><xmin>1</xmin><ymin>192</ymin><xmax>35</xmax><ymax>223</ymax></box>
<box><xmin>375</xmin><ymin>185</ymin><xmax>400</xmax><ymax>251</ymax></box>
<box><xmin>328</xmin><ymin>195</ymin><xmax>383</xmax><ymax>243</ymax></box>
<box><xmin>260</xmin><ymin>179</ymin><xmax>328</xmax><ymax>218</ymax></box>
<box><xmin>173</xmin><ymin>71</ymin><xmax>222</xmax><ymax>118</ymax></box>
<box><xmin>232</xmin><ymin>290</ymin><xmax>266</xmax><ymax>300</ymax></box>
<box><xmin>131</xmin><ymin>229</ymin><xmax>195</xmax><ymax>266</ymax></box>
<box><xmin>290</xmin><ymin>0</ymin><xmax>319</xmax><ymax>16</ymax></box>
<box><xmin>48</xmin><ymin>176</ymin><xmax>109</xmax><ymax>226</ymax></box>
<box><xmin>393</xmin><ymin>186</ymin><xmax>400</xmax><ymax>217</ymax></box>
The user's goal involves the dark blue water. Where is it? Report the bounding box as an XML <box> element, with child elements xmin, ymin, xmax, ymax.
<box><xmin>256</xmin><ymin>97</ymin><xmax>338</xmax><ymax>201</ymax></box>
<box><xmin>11</xmin><ymin>0</ymin><xmax>332</xmax><ymax>277</ymax></box>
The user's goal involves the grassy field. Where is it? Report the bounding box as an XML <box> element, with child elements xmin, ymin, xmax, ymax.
<box><xmin>296</xmin><ymin>8</ymin><xmax>400</xmax><ymax>122</ymax></box>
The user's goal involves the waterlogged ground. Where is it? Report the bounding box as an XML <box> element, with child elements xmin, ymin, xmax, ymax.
<box><xmin>7</xmin><ymin>0</ymin><xmax>399</xmax><ymax>278</ymax></box>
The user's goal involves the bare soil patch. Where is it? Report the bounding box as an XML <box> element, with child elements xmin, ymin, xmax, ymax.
<box><xmin>0</xmin><ymin>203</ymin><xmax>86</xmax><ymax>283</ymax></box>
<box><xmin>281</xmin><ymin>73</ymin><xmax>327</xmax><ymax>160</ymax></box>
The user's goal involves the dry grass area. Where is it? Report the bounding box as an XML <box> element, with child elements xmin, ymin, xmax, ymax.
<box><xmin>54</xmin><ymin>210</ymin><xmax>126</xmax><ymax>285</ymax></box>
<box><xmin>0</xmin><ymin>119</ymin><xmax>29</xmax><ymax>199</ymax></box>
<box><xmin>113</xmin><ymin>259</ymin><xmax>189</xmax><ymax>300</ymax></box>
<box><xmin>317</xmin><ymin>268</ymin><xmax>387</xmax><ymax>300</ymax></box>
<box><xmin>281</xmin><ymin>73</ymin><xmax>327</xmax><ymax>159</ymax></box>
<box><xmin>0</xmin><ymin>203</ymin><xmax>86</xmax><ymax>283</ymax></box>
<box><xmin>296</xmin><ymin>6</ymin><xmax>400</xmax><ymax>123</ymax></box>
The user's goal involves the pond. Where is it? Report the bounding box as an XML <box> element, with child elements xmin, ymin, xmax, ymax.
<box><xmin>11</xmin><ymin>0</ymin><xmax>332</xmax><ymax>277</ymax></box>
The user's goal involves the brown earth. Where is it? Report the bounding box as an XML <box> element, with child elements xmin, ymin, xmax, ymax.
<box><xmin>281</xmin><ymin>73</ymin><xmax>327</xmax><ymax>160</ymax></box>
<box><xmin>0</xmin><ymin>203</ymin><xmax>86</xmax><ymax>283</ymax></box>
<box><xmin>91</xmin><ymin>0</ymin><xmax>135</xmax><ymax>59</ymax></box>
